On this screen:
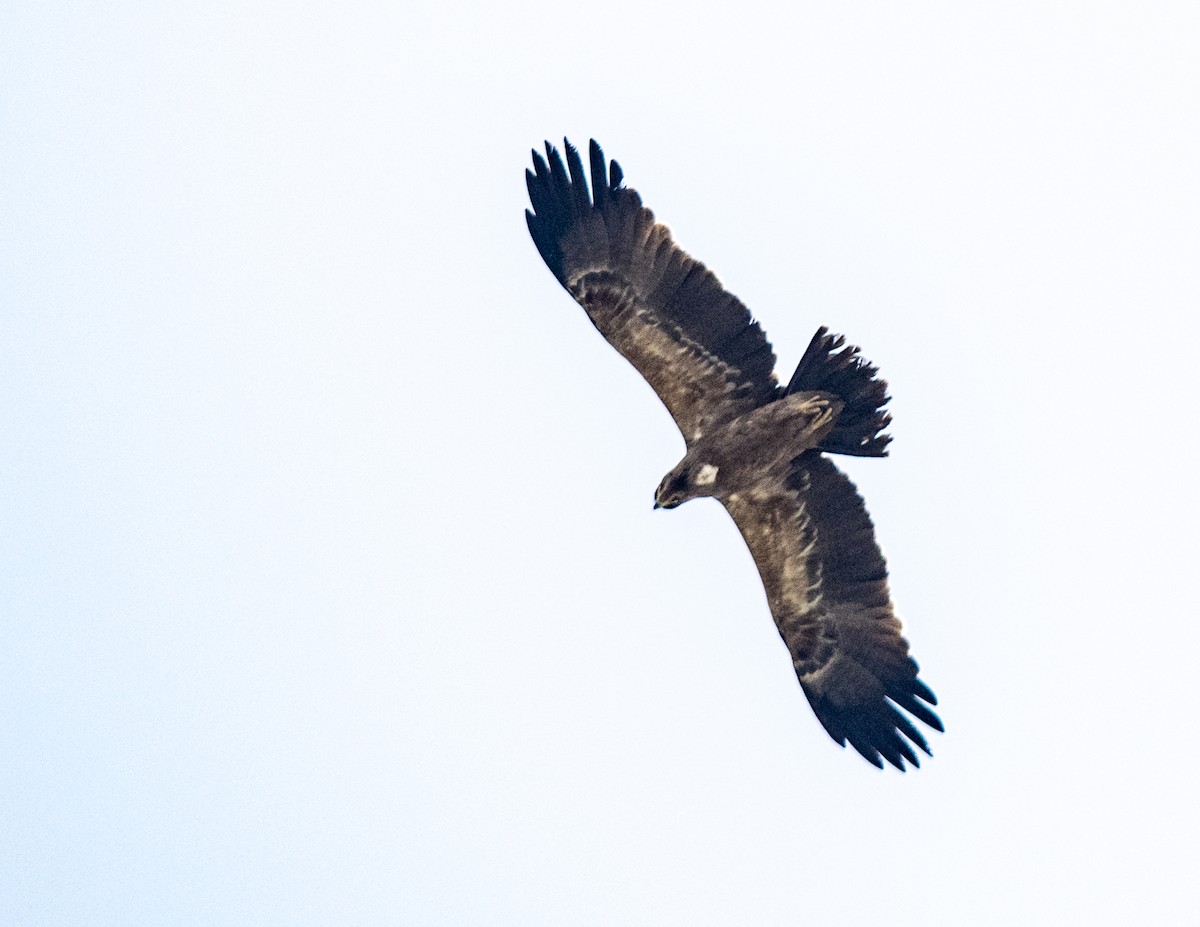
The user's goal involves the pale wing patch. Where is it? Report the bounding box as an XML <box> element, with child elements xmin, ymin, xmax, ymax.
<box><xmin>724</xmin><ymin>490</ymin><xmax>834</xmax><ymax>675</ymax></box>
<box><xmin>772</xmin><ymin>496</ymin><xmax>833</xmax><ymax>674</ymax></box>
<box><xmin>798</xmin><ymin>654</ymin><xmax>884</xmax><ymax>705</ymax></box>
<box><xmin>570</xmin><ymin>274</ymin><xmax>760</xmax><ymax>442</ymax></box>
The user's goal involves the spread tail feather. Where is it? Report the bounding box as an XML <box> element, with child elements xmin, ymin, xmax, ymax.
<box><xmin>786</xmin><ymin>326</ymin><xmax>891</xmax><ymax>457</ymax></box>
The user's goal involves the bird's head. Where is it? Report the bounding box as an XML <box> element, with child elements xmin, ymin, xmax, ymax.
<box><xmin>654</xmin><ymin>460</ymin><xmax>719</xmax><ymax>510</ymax></box>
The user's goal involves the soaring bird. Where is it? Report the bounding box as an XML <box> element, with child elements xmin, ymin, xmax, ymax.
<box><xmin>525</xmin><ymin>139</ymin><xmax>942</xmax><ymax>770</ymax></box>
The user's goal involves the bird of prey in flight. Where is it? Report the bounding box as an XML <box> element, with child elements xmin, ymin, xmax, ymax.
<box><xmin>525</xmin><ymin>139</ymin><xmax>942</xmax><ymax>770</ymax></box>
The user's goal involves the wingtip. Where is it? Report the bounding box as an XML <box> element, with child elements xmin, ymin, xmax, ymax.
<box><xmin>561</xmin><ymin>136</ymin><xmax>580</xmax><ymax>170</ymax></box>
<box><xmin>610</xmin><ymin>157</ymin><xmax>624</xmax><ymax>189</ymax></box>
<box><xmin>533</xmin><ymin>138</ymin><xmax>623</xmax><ymax>193</ymax></box>
<box><xmin>543</xmin><ymin>140</ymin><xmax>565</xmax><ymax>175</ymax></box>
<box><xmin>562</xmin><ymin>138</ymin><xmax>591</xmax><ymax>208</ymax></box>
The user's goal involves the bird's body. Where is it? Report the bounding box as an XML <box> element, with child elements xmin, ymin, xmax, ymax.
<box><xmin>525</xmin><ymin>138</ymin><xmax>943</xmax><ymax>770</ymax></box>
<box><xmin>655</xmin><ymin>391</ymin><xmax>840</xmax><ymax>509</ymax></box>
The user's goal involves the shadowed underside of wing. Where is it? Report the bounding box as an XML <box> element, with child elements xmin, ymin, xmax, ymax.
<box><xmin>525</xmin><ymin>138</ymin><xmax>778</xmax><ymax>442</ymax></box>
<box><xmin>724</xmin><ymin>453</ymin><xmax>942</xmax><ymax>770</ymax></box>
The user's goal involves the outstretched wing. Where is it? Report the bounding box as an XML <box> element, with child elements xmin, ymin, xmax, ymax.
<box><xmin>723</xmin><ymin>453</ymin><xmax>942</xmax><ymax>770</ymax></box>
<box><xmin>526</xmin><ymin>139</ymin><xmax>778</xmax><ymax>443</ymax></box>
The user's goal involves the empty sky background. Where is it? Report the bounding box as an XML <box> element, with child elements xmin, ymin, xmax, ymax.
<box><xmin>3</xmin><ymin>2</ymin><xmax>1198</xmax><ymax>924</ymax></box>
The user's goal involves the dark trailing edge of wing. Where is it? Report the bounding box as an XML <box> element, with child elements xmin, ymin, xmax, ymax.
<box><xmin>525</xmin><ymin>138</ymin><xmax>777</xmax><ymax>398</ymax></box>
<box><xmin>790</xmin><ymin>453</ymin><xmax>943</xmax><ymax>770</ymax></box>
<box><xmin>787</xmin><ymin>327</ymin><xmax>892</xmax><ymax>457</ymax></box>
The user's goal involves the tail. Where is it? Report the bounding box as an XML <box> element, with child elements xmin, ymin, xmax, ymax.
<box><xmin>786</xmin><ymin>327</ymin><xmax>892</xmax><ymax>457</ymax></box>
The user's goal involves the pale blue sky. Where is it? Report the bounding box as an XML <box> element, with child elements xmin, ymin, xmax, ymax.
<box><xmin>3</xmin><ymin>2</ymin><xmax>1198</xmax><ymax>924</ymax></box>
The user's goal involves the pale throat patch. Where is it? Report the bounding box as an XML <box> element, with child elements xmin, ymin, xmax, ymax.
<box><xmin>695</xmin><ymin>463</ymin><xmax>719</xmax><ymax>486</ymax></box>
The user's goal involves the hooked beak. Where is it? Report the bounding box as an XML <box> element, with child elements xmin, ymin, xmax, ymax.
<box><xmin>653</xmin><ymin>499</ymin><xmax>661</xmax><ymax>510</ymax></box>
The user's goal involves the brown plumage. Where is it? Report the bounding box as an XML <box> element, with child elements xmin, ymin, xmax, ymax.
<box><xmin>525</xmin><ymin>138</ymin><xmax>942</xmax><ymax>770</ymax></box>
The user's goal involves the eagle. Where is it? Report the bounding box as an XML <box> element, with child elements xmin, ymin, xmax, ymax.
<box><xmin>525</xmin><ymin>139</ymin><xmax>943</xmax><ymax>770</ymax></box>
